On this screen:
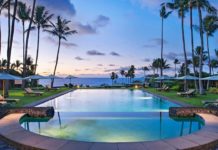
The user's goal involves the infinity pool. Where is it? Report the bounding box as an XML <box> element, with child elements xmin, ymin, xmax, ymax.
<box><xmin>21</xmin><ymin>89</ymin><xmax>204</xmax><ymax>142</ymax></box>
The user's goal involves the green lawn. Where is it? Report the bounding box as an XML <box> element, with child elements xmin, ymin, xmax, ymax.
<box><xmin>145</xmin><ymin>88</ymin><xmax>218</xmax><ymax>107</ymax></box>
<box><xmin>6</xmin><ymin>87</ymin><xmax>69</xmax><ymax>107</ymax></box>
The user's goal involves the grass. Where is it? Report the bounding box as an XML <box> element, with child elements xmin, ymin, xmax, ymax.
<box><xmin>6</xmin><ymin>87</ymin><xmax>69</xmax><ymax>107</ymax></box>
<box><xmin>145</xmin><ymin>88</ymin><xmax>218</xmax><ymax>107</ymax></box>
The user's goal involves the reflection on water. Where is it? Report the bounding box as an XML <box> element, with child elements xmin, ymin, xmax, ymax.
<box><xmin>21</xmin><ymin>112</ymin><xmax>204</xmax><ymax>142</ymax></box>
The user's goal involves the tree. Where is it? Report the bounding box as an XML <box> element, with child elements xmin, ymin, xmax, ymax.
<box><xmin>0</xmin><ymin>0</ymin><xmax>8</xmax><ymax>56</ymax></box>
<box><xmin>167</xmin><ymin>0</ymin><xmax>189</xmax><ymax>90</ymax></box>
<box><xmin>210</xmin><ymin>59</ymin><xmax>218</xmax><ymax>75</ymax></box>
<box><xmin>120</xmin><ymin>70</ymin><xmax>125</xmax><ymax>84</ymax></box>
<box><xmin>142</xmin><ymin>66</ymin><xmax>149</xmax><ymax>77</ymax></box>
<box><xmin>23</xmin><ymin>0</ymin><xmax>36</xmax><ymax>88</ymax></box>
<box><xmin>128</xmin><ymin>65</ymin><xmax>135</xmax><ymax>83</ymax></box>
<box><xmin>33</xmin><ymin>6</ymin><xmax>53</xmax><ymax>74</ymax></box>
<box><xmin>17</xmin><ymin>2</ymin><xmax>30</xmax><ymax>72</ymax></box>
<box><xmin>203</xmin><ymin>15</ymin><xmax>218</xmax><ymax>76</ymax></box>
<box><xmin>110</xmin><ymin>72</ymin><xmax>118</xmax><ymax>85</ymax></box>
<box><xmin>45</xmin><ymin>16</ymin><xmax>77</xmax><ymax>87</ymax></box>
<box><xmin>159</xmin><ymin>4</ymin><xmax>171</xmax><ymax>77</ymax></box>
<box><xmin>196</xmin><ymin>0</ymin><xmax>217</xmax><ymax>94</ymax></box>
<box><xmin>174</xmin><ymin>58</ymin><xmax>180</xmax><ymax>77</ymax></box>
<box><xmin>11</xmin><ymin>60</ymin><xmax>22</xmax><ymax>72</ymax></box>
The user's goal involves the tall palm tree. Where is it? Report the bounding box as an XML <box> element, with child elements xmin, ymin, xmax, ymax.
<box><xmin>23</xmin><ymin>0</ymin><xmax>36</xmax><ymax>87</ymax></box>
<box><xmin>160</xmin><ymin>4</ymin><xmax>171</xmax><ymax>76</ymax></box>
<box><xmin>203</xmin><ymin>15</ymin><xmax>218</xmax><ymax>76</ymax></box>
<box><xmin>33</xmin><ymin>6</ymin><xmax>53</xmax><ymax>74</ymax></box>
<box><xmin>17</xmin><ymin>2</ymin><xmax>30</xmax><ymax>72</ymax></box>
<box><xmin>210</xmin><ymin>59</ymin><xmax>218</xmax><ymax>75</ymax></box>
<box><xmin>45</xmin><ymin>16</ymin><xmax>77</xmax><ymax>87</ymax></box>
<box><xmin>167</xmin><ymin>0</ymin><xmax>189</xmax><ymax>90</ymax></box>
<box><xmin>196</xmin><ymin>0</ymin><xmax>216</xmax><ymax>94</ymax></box>
<box><xmin>189</xmin><ymin>0</ymin><xmax>198</xmax><ymax>90</ymax></box>
<box><xmin>142</xmin><ymin>66</ymin><xmax>149</xmax><ymax>77</ymax></box>
<box><xmin>0</xmin><ymin>0</ymin><xmax>8</xmax><ymax>56</ymax></box>
<box><xmin>174</xmin><ymin>58</ymin><xmax>180</xmax><ymax>77</ymax></box>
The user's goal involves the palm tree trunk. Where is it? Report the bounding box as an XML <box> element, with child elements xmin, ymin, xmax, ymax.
<box><xmin>51</xmin><ymin>38</ymin><xmax>61</xmax><ymax>87</ymax></box>
<box><xmin>197</xmin><ymin>3</ymin><xmax>204</xmax><ymax>95</ymax></box>
<box><xmin>160</xmin><ymin>17</ymin><xmax>164</xmax><ymax>77</ymax></box>
<box><xmin>0</xmin><ymin>20</ymin><xmax>1</xmax><ymax>56</ymax></box>
<box><xmin>206</xmin><ymin>34</ymin><xmax>211</xmax><ymax>89</ymax></box>
<box><xmin>35</xmin><ymin>26</ymin><xmax>40</xmax><ymax>74</ymax></box>
<box><xmin>190</xmin><ymin>2</ymin><xmax>198</xmax><ymax>91</ymax></box>
<box><xmin>5</xmin><ymin>0</ymin><xmax>17</xmax><ymax>97</ymax></box>
<box><xmin>175</xmin><ymin>64</ymin><xmax>176</xmax><ymax>77</ymax></box>
<box><xmin>23</xmin><ymin>0</ymin><xmax>36</xmax><ymax>83</ymax></box>
<box><xmin>21</xmin><ymin>21</ymin><xmax>25</xmax><ymax>88</ymax></box>
<box><xmin>181</xmin><ymin>16</ymin><xmax>188</xmax><ymax>91</ymax></box>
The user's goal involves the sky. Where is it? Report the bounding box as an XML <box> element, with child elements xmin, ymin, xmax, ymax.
<box><xmin>0</xmin><ymin>0</ymin><xmax>218</xmax><ymax>77</ymax></box>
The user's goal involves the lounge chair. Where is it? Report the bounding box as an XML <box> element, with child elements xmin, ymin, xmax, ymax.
<box><xmin>0</xmin><ymin>95</ymin><xmax>19</xmax><ymax>103</ymax></box>
<box><xmin>24</xmin><ymin>88</ymin><xmax>44</xmax><ymax>96</ymax></box>
<box><xmin>45</xmin><ymin>85</ymin><xmax>59</xmax><ymax>91</ymax></box>
<box><xmin>156</xmin><ymin>85</ymin><xmax>167</xmax><ymax>91</ymax></box>
<box><xmin>177</xmin><ymin>89</ymin><xmax>196</xmax><ymax>97</ymax></box>
<box><xmin>163</xmin><ymin>86</ymin><xmax>170</xmax><ymax>92</ymax></box>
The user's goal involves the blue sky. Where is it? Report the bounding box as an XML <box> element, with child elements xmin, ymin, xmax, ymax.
<box><xmin>1</xmin><ymin>0</ymin><xmax>218</xmax><ymax>77</ymax></box>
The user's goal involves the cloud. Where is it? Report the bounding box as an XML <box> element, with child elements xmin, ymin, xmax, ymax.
<box><xmin>109</xmin><ymin>64</ymin><xmax>116</xmax><ymax>67</ymax></box>
<box><xmin>76</xmin><ymin>23</ymin><xmax>97</xmax><ymax>34</ymax></box>
<box><xmin>75</xmin><ymin>56</ymin><xmax>85</xmax><ymax>61</ymax></box>
<box><xmin>110</xmin><ymin>51</ymin><xmax>121</xmax><ymax>57</ymax></box>
<box><xmin>131</xmin><ymin>0</ymin><xmax>165</xmax><ymax>9</ymax></box>
<box><xmin>45</xmin><ymin>37</ymin><xmax>77</xmax><ymax>48</ymax></box>
<box><xmin>164</xmin><ymin>52</ymin><xmax>192</xmax><ymax>61</ymax></box>
<box><xmin>97</xmin><ymin>64</ymin><xmax>104</xmax><ymax>66</ymax></box>
<box><xmin>143</xmin><ymin>38</ymin><xmax>168</xmax><ymax>49</ymax></box>
<box><xmin>94</xmin><ymin>15</ymin><xmax>110</xmax><ymax>28</ymax></box>
<box><xmin>143</xmin><ymin>58</ymin><xmax>151</xmax><ymax>62</ymax></box>
<box><xmin>87</xmin><ymin>50</ymin><xmax>105</xmax><ymax>56</ymax></box>
<box><xmin>21</xmin><ymin>0</ymin><xmax>76</xmax><ymax>17</ymax></box>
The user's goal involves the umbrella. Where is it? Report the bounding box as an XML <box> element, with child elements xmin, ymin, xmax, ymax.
<box><xmin>24</xmin><ymin>74</ymin><xmax>47</xmax><ymax>80</ymax></box>
<box><xmin>176</xmin><ymin>75</ymin><xmax>198</xmax><ymax>80</ymax></box>
<box><xmin>201</xmin><ymin>76</ymin><xmax>218</xmax><ymax>81</ymax></box>
<box><xmin>155</xmin><ymin>75</ymin><xmax>173</xmax><ymax>80</ymax></box>
<box><xmin>65</xmin><ymin>75</ymin><xmax>77</xmax><ymax>84</ymax></box>
<box><xmin>46</xmin><ymin>75</ymin><xmax>63</xmax><ymax>87</ymax></box>
<box><xmin>0</xmin><ymin>73</ymin><xmax>22</xmax><ymax>97</ymax></box>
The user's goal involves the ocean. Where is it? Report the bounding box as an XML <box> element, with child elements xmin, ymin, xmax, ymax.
<box><xmin>38</xmin><ymin>78</ymin><xmax>144</xmax><ymax>87</ymax></box>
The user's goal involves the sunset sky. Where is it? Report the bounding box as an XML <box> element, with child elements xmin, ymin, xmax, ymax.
<box><xmin>1</xmin><ymin>0</ymin><xmax>218</xmax><ymax>77</ymax></box>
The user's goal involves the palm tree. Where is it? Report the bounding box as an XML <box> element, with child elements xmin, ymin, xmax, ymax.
<box><xmin>167</xmin><ymin>0</ymin><xmax>189</xmax><ymax>90</ymax></box>
<box><xmin>17</xmin><ymin>2</ymin><xmax>30</xmax><ymax>71</ymax></box>
<box><xmin>23</xmin><ymin>0</ymin><xmax>36</xmax><ymax>87</ymax></box>
<box><xmin>33</xmin><ymin>6</ymin><xmax>53</xmax><ymax>74</ymax></box>
<box><xmin>0</xmin><ymin>58</ymin><xmax>7</xmax><ymax>71</ymax></box>
<box><xmin>196</xmin><ymin>0</ymin><xmax>216</xmax><ymax>94</ymax></box>
<box><xmin>160</xmin><ymin>4</ymin><xmax>171</xmax><ymax>77</ymax></box>
<box><xmin>189</xmin><ymin>0</ymin><xmax>198</xmax><ymax>90</ymax></box>
<box><xmin>120</xmin><ymin>70</ymin><xmax>125</xmax><ymax>84</ymax></box>
<box><xmin>45</xmin><ymin>16</ymin><xmax>77</xmax><ymax>87</ymax></box>
<box><xmin>142</xmin><ymin>66</ymin><xmax>149</xmax><ymax>77</ymax></box>
<box><xmin>211</xmin><ymin>59</ymin><xmax>218</xmax><ymax>75</ymax></box>
<box><xmin>174</xmin><ymin>58</ymin><xmax>180</xmax><ymax>77</ymax></box>
<box><xmin>0</xmin><ymin>0</ymin><xmax>8</xmax><ymax>56</ymax></box>
<box><xmin>11</xmin><ymin>60</ymin><xmax>22</xmax><ymax>72</ymax></box>
<box><xmin>110</xmin><ymin>72</ymin><xmax>118</xmax><ymax>85</ymax></box>
<box><xmin>203</xmin><ymin>15</ymin><xmax>218</xmax><ymax>76</ymax></box>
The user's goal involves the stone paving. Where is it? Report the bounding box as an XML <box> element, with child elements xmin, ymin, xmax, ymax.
<box><xmin>0</xmin><ymin>113</ymin><xmax>218</xmax><ymax>150</ymax></box>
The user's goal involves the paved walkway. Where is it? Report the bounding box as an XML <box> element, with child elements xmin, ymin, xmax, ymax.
<box><xmin>0</xmin><ymin>140</ymin><xmax>16</xmax><ymax>150</ymax></box>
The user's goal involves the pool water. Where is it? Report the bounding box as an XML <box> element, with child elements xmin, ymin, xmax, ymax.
<box><xmin>37</xmin><ymin>89</ymin><xmax>179</xmax><ymax>112</ymax></box>
<box><xmin>21</xmin><ymin>89</ymin><xmax>204</xmax><ymax>142</ymax></box>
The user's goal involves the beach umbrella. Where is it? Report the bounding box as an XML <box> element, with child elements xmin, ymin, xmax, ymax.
<box><xmin>24</xmin><ymin>74</ymin><xmax>47</xmax><ymax>80</ymax></box>
<box><xmin>46</xmin><ymin>75</ymin><xmax>63</xmax><ymax>87</ymax></box>
<box><xmin>201</xmin><ymin>76</ymin><xmax>218</xmax><ymax>81</ymax></box>
<box><xmin>176</xmin><ymin>75</ymin><xmax>198</xmax><ymax>80</ymax></box>
<box><xmin>65</xmin><ymin>75</ymin><xmax>77</xmax><ymax>84</ymax></box>
<box><xmin>0</xmin><ymin>73</ymin><xmax>22</xmax><ymax>97</ymax></box>
<box><xmin>155</xmin><ymin>75</ymin><xmax>173</xmax><ymax>80</ymax></box>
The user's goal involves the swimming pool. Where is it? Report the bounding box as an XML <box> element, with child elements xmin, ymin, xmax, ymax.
<box><xmin>21</xmin><ymin>89</ymin><xmax>204</xmax><ymax>142</ymax></box>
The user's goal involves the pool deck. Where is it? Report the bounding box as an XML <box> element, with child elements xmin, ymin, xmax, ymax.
<box><xmin>0</xmin><ymin>113</ymin><xmax>218</xmax><ymax>150</ymax></box>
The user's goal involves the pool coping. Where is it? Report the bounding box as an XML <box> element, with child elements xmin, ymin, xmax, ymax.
<box><xmin>0</xmin><ymin>113</ymin><xmax>218</xmax><ymax>150</ymax></box>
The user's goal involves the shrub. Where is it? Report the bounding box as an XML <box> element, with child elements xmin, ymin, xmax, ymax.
<box><xmin>208</xmin><ymin>87</ymin><xmax>218</xmax><ymax>94</ymax></box>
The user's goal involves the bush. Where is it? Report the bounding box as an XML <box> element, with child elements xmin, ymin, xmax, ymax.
<box><xmin>208</xmin><ymin>87</ymin><xmax>218</xmax><ymax>94</ymax></box>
